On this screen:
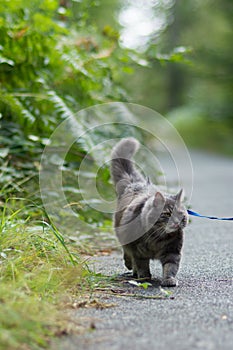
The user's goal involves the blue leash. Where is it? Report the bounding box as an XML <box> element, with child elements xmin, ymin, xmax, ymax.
<box><xmin>187</xmin><ymin>209</ymin><xmax>233</xmax><ymax>221</ymax></box>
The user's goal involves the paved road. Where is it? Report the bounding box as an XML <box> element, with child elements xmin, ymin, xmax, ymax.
<box><xmin>53</xmin><ymin>152</ymin><xmax>233</xmax><ymax>350</ymax></box>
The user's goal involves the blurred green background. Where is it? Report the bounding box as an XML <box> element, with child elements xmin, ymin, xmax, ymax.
<box><xmin>97</xmin><ymin>0</ymin><xmax>233</xmax><ymax>155</ymax></box>
<box><xmin>0</xmin><ymin>0</ymin><xmax>232</xmax><ymax>199</ymax></box>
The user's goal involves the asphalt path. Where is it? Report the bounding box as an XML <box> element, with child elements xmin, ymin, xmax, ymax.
<box><xmin>53</xmin><ymin>151</ymin><xmax>233</xmax><ymax>350</ymax></box>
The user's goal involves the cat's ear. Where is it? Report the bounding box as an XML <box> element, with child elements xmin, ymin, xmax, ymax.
<box><xmin>176</xmin><ymin>189</ymin><xmax>184</xmax><ymax>203</ymax></box>
<box><xmin>153</xmin><ymin>192</ymin><xmax>165</xmax><ymax>208</ymax></box>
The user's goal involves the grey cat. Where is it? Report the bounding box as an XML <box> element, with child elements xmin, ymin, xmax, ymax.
<box><xmin>111</xmin><ymin>137</ymin><xmax>188</xmax><ymax>287</ymax></box>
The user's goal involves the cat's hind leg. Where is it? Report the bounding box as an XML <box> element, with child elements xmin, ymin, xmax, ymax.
<box><xmin>133</xmin><ymin>257</ymin><xmax>151</xmax><ymax>279</ymax></box>
<box><xmin>123</xmin><ymin>250</ymin><xmax>132</xmax><ymax>270</ymax></box>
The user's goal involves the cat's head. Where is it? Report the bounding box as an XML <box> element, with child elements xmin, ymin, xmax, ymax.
<box><xmin>142</xmin><ymin>189</ymin><xmax>188</xmax><ymax>234</ymax></box>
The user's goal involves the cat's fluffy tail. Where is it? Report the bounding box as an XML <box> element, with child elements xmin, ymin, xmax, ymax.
<box><xmin>111</xmin><ymin>138</ymin><xmax>141</xmax><ymax>195</ymax></box>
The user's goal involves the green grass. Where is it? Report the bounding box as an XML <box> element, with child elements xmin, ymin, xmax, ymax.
<box><xmin>0</xmin><ymin>199</ymin><xmax>95</xmax><ymax>350</ymax></box>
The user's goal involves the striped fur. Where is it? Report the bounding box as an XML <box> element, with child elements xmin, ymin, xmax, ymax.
<box><xmin>111</xmin><ymin>138</ymin><xmax>188</xmax><ymax>287</ymax></box>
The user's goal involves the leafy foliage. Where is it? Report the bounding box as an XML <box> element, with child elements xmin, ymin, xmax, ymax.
<box><xmin>0</xmin><ymin>0</ymin><xmax>132</xmax><ymax>200</ymax></box>
<box><xmin>0</xmin><ymin>2</ymin><xmax>134</xmax><ymax>348</ymax></box>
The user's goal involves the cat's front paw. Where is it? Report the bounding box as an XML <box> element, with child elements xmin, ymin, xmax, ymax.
<box><xmin>161</xmin><ymin>277</ymin><xmax>178</xmax><ymax>287</ymax></box>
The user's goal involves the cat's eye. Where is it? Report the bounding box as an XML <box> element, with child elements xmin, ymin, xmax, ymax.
<box><xmin>161</xmin><ymin>212</ymin><xmax>170</xmax><ymax>218</ymax></box>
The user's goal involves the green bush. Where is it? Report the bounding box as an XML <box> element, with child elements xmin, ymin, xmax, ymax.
<box><xmin>0</xmin><ymin>0</ymin><xmax>132</xmax><ymax>200</ymax></box>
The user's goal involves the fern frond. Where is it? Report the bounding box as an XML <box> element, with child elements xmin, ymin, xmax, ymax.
<box><xmin>46</xmin><ymin>90</ymin><xmax>94</xmax><ymax>152</ymax></box>
<box><xmin>61</xmin><ymin>53</ymin><xmax>90</xmax><ymax>77</ymax></box>
<box><xmin>46</xmin><ymin>90</ymin><xmax>77</xmax><ymax>120</ymax></box>
<box><xmin>0</xmin><ymin>92</ymin><xmax>35</xmax><ymax>126</ymax></box>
